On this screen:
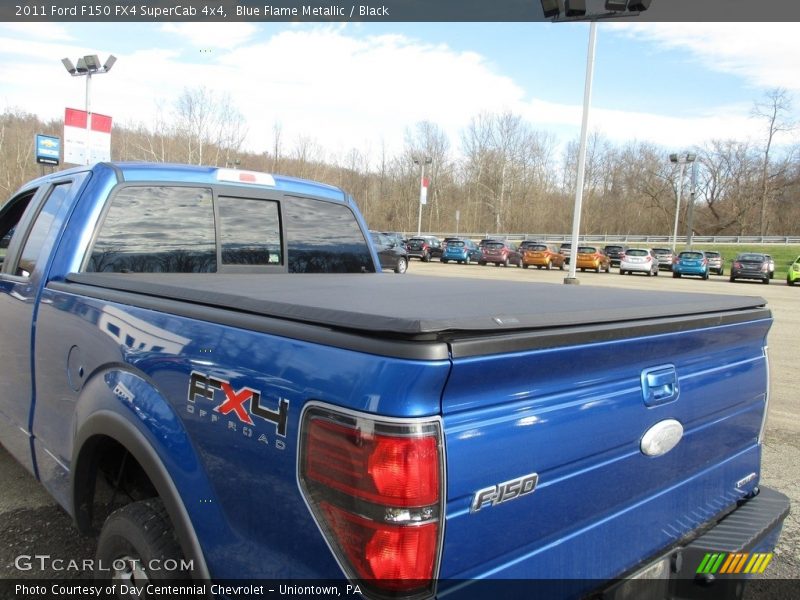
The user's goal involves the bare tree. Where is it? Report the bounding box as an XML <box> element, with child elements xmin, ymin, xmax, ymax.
<box><xmin>752</xmin><ymin>88</ymin><xmax>796</xmax><ymax>236</ymax></box>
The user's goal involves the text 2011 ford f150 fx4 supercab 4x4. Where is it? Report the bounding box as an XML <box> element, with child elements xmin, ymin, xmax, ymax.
<box><xmin>0</xmin><ymin>163</ymin><xmax>789</xmax><ymax>599</ymax></box>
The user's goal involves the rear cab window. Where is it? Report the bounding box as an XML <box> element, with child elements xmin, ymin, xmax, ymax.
<box><xmin>84</xmin><ymin>185</ymin><xmax>373</xmax><ymax>275</ymax></box>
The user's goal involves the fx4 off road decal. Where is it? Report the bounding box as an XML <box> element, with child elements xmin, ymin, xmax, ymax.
<box><xmin>188</xmin><ymin>371</ymin><xmax>289</xmax><ymax>441</ymax></box>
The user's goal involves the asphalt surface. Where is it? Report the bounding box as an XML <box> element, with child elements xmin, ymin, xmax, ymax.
<box><xmin>0</xmin><ymin>261</ymin><xmax>797</xmax><ymax>592</ymax></box>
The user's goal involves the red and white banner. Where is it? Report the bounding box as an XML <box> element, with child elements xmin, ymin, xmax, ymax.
<box><xmin>420</xmin><ymin>176</ymin><xmax>430</xmax><ymax>206</ymax></box>
<box><xmin>64</xmin><ymin>108</ymin><xmax>112</xmax><ymax>165</ymax></box>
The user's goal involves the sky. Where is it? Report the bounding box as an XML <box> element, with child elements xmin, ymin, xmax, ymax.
<box><xmin>1</xmin><ymin>20</ymin><xmax>799</xmax><ymax>165</ymax></box>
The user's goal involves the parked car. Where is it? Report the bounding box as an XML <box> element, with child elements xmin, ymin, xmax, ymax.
<box><xmin>652</xmin><ymin>247</ymin><xmax>674</xmax><ymax>271</ymax></box>
<box><xmin>730</xmin><ymin>252</ymin><xmax>771</xmax><ymax>285</ymax></box>
<box><xmin>703</xmin><ymin>250</ymin><xmax>725</xmax><ymax>275</ymax></box>
<box><xmin>559</xmin><ymin>242</ymin><xmax>572</xmax><ymax>264</ymax></box>
<box><xmin>787</xmin><ymin>255</ymin><xmax>800</xmax><ymax>286</ymax></box>
<box><xmin>603</xmin><ymin>244</ymin><xmax>628</xmax><ymax>268</ymax></box>
<box><xmin>479</xmin><ymin>239</ymin><xmax>522</xmax><ymax>267</ymax></box>
<box><xmin>575</xmin><ymin>246</ymin><xmax>611</xmax><ymax>273</ymax></box>
<box><xmin>406</xmin><ymin>236</ymin><xmax>443</xmax><ymax>262</ymax></box>
<box><xmin>672</xmin><ymin>251</ymin><xmax>709</xmax><ymax>279</ymax></box>
<box><xmin>370</xmin><ymin>231</ymin><xmax>408</xmax><ymax>274</ymax></box>
<box><xmin>519</xmin><ymin>241</ymin><xmax>565</xmax><ymax>270</ymax></box>
<box><xmin>620</xmin><ymin>248</ymin><xmax>659</xmax><ymax>277</ymax></box>
<box><xmin>764</xmin><ymin>253</ymin><xmax>776</xmax><ymax>279</ymax></box>
<box><xmin>441</xmin><ymin>238</ymin><xmax>482</xmax><ymax>264</ymax></box>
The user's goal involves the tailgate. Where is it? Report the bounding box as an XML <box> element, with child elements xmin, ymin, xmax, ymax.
<box><xmin>439</xmin><ymin>310</ymin><xmax>771</xmax><ymax>584</ymax></box>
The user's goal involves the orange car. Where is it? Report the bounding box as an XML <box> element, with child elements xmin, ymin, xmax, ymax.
<box><xmin>575</xmin><ymin>245</ymin><xmax>611</xmax><ymax>273</ymax></box>
<box><xmin>520</xmin><ymin>241</ymin><xmax>565</xmax><ymax>270</ymax></box>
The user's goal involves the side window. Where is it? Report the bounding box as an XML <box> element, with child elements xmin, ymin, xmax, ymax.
<box><xmin>284</xmin><ymin>197</ymin><xmax>374</xmax><ymax>274</ymax></box>
<box><xmin>87</xmin><ymin>186</ymin><xmax>216</xmax><ymax>273</ymax></box>
<box><xmin>218</xmin><ymin>197</ymin><xmax>282</xmax><ymax>266</ymax></box>
<box><xmin>0</xmin><ymin>189</ymin><xmax>37</xmax><ymax>271</ymax></box>
<box><xmin>16</xmin><ymin>183</ymin><xmax>73</xmax><ymax>277</ymax></box>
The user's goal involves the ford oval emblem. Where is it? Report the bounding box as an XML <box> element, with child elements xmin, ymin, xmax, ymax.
<box><xmin>640</xmin><ymin>419</ymin><xmax>684</xmax><ymax>457</ymax></box>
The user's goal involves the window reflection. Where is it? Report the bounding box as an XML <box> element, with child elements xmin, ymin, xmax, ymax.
<box><xmin>18</xmin><ymin>183</ymin><xmax>72</xmax><ymax>276</ymax></box>
<box><xmin>219</xmin><ymin>197</ymin><xmax>281</xmax><ymax>265</ymax></box>
<box><xmin>284</xmin><ymin>197</ymin><xmax>373</xmax><ymax>273</ymax></box>
<box><xmin>88</xmin><ymin>186</ymin><xmax>217</xmax><ymax>273</ymax></box>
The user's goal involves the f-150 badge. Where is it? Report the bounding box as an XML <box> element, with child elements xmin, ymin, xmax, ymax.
<box><xmin>471</xmin><ymin>472</ymin><xmax>539</xmax><ymax>513</ymax></box>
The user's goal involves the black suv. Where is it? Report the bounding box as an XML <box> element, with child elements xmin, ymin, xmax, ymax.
<box><xmin>406</xmin><ymin>236</ymin><xmax>443</xmax><ymax>262</ymax></box>
<box><xmin>603</xmin><ymin>244</ymin><xmax>629</xmax><ymax>268</ymax></box>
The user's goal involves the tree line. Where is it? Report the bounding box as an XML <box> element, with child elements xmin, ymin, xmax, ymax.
<box><xmin>1</xmin><ymin>86</ymin><xmax>797</xmax><ymax>237</ymax></box>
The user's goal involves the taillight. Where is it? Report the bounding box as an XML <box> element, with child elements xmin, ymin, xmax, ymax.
<box><xmin>672</xmin><ymin>256</ymin><xmax>679</xmax><ymax>263</ymax></box>
<box><xmin>734</xmin><ymin>261</ymin><xmax>742</xmax><ymax>268</ymax></box>
<box><xmin>299</xmin><ymin>404</ymin><xmax>444</xmax><ymax>598</ymax></box>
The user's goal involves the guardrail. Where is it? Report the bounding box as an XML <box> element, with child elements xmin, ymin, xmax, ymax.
<box><xmin>408</xmin><ymin>233</ymin><xmax>800</xmax><ymax>245</ymax></box>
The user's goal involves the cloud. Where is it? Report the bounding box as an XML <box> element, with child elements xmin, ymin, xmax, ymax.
<box><xmin>159</xmin><ymin>23</ymin><xmax>259</xmax><ymax>49</ymax></box>
<box><xmin>524</xmin><ymin>98</ymin><xmax>768</xmax><ymax>149</ymax></box>
<box><xmin>610</xmin><ymin>23</ymin><xmax>800</xmax><ymax>92</ymax></box>
<box><xmin>0</xmin><ymin>23</ymin><xmax>74</xmax><ymax>42</ymax></box>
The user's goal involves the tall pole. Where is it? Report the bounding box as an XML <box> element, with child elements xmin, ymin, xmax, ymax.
<box><xmin>671</xmin><ymin>162</ymin><xmax>685</xmax><ymax>252</ymax></box>
<box><xmin>415</xmin><ymin>158</ymin><xmax>430</xmax><ymax>236</ymax></box>
<box><xmin>685</xmin><ymin>160</ymin><xmax>698</xmax><ymax>250</ymax></box>
<box><xmin>564</xmin><ymin>20</ymin><xmax>597</xmax><ymax>285</ymax></box>
<box><xmin>85</xmin><ymin>72</ymin><xmax>92</xmax><ymax>165</ymax></box>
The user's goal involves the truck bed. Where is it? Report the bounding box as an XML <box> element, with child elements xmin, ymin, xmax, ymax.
<box><xmin>63</xmin><ymin>272</ymin><xmax>768</xmax><ymax>343</ymax></box>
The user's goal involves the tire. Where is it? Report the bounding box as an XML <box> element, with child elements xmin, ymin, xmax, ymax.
<box><xmin>422</xmin><ymin>252</ymin><xmax>431</xmax><ymax>263</ymax></box>
<box><xmin>395</xmin><ymin>257</ymin><xmax>407</xmax><ymax>274</ymax></box>
<box><xmin>95</xmin><ymin>499</ymin><xmax>189</xmax><ymax>586</ymax></box>
<box><xmin>770</xmin><ymin>272</ymin><xmax>774</xmax><ymax>279</ymax></box>
<box><xmin>465</xmin><ymin>256</ymin><xmax>471</xmax><ymax>265</ymax></box>
<box><xmin>703</xmin><ymin>272</ymin><xmax>709</xmax><ymax>280</ymax></box>
<box><xmin>441</xmin><ymin>259</ymin><xmax>448</xmax><ymax>264</ymax></box>
<box><xmin>764</xmin><ymin>277</ymin><xmax>770</xmax><ymax>285</ymax></box>
<box><xmin>546</xmin><ymin>261</ymin><xmax>551</xmax><ymax>271</ymax></box>
<box><xmin>730</xmin><ymin>276</ymin><xmax>736</xmax><ymax>282</ymax></box>
<box><xmin>524</xmin><ymin>264</ymin><xmax>530</xmax><ymax>269</ymax></box>
<box><xmin>620</xmin><ymin>270</ymin><xmax>626</xmax><ymax>276</ymax></box>
<box><xmin>503</xmin><ymin>258</ymin><xmax>510</xmax><ymax>268</ymax></box>
<box><xmin>478</xmin><ymin>261</ymin><xmax>486</xmax><ymax>266</ymax></box>
<box><xmin>647</xmin><ymin>270</ymin><xmax>652</xmax><ymax>277</ymax></box>
<box><xmin>654</xmin><ymin>269</ymin><xmax>659</xmax><ymax>277</ymax></box>
<box><xmin>673</xmin><ymin>272</ymin><xmax>681</xmax><ymax>279</ymax></box>
<box><xmin>788</xmin><ymin>277</ymin><xmax>794</xmax><ymax>286</ymax></box>
<box><xmin>559</xmin><ymin>263</ymin><xmax>565</xmax><ymax>271</ymax></box>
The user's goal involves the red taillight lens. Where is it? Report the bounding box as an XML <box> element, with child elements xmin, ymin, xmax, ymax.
<box><xmin>320</xmin><ymin>502</ymin><xmax>438</xmax><ymax>589</ymax></box>
<box><xmin>299</xmin><ymin>406</ymin><xmax>443</xmax><ymax>598</ymax></box>
<box><xmin>305</xmin><ymin>419</ymin><xmax>439</xmax><ymax>507</ymax></box>
<box><xmin>734</xmin><ymin>261</ymin><xmax>742</xmax><ymax>268</ymax></box>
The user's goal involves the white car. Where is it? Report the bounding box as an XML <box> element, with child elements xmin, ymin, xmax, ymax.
<box><xmin>620</xmin><ymin>248</ymin><xmax>659</xmax><ymax>276</ymax></box>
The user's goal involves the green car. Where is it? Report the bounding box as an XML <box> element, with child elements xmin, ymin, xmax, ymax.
<box><xmin>788</xmin><ymin>255</ymin><xmax>800</xmax><ymax>286</ymax></box>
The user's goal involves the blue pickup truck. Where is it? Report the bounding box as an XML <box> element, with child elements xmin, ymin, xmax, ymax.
<box><xmin>0</xmin><ymin>163</ymin><xmax>789</xmax><ymax>599</ymax></box>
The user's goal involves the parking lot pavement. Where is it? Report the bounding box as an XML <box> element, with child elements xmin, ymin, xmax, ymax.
<box><xmin>0</xmin><ymin>261</ymin><xmax>796</xmax><ymax>583</ymax></box>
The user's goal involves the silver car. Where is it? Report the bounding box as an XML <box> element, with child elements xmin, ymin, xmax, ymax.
<box><xmin>652</xmin><ymin>247</ymin><xmax>674</xmax><ymax>271</ymax></box>
<box><xmin>703</xmin><ymin>250</ymin><xmax>725</xmax><ymax>276</ymax></box>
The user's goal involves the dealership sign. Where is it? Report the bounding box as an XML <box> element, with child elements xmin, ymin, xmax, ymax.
<box><xmin>64</xmin><ymin>108</ymin><xmax>112</xmax><ymax>165</ymax></box>
<box><xmin>35</xmin><ymin>134</ymin><xmax>60</xmax><ymax>165</ymax></box>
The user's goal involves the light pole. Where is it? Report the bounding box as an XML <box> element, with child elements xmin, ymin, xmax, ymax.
<box><xmin>540</xmin><ymin>0</ymin><xmax>653</xmax><ymax>284</ymax></box>
<box><xmin>413</xmin><ymin>156</ymin><xmax>432</xmax><ymax>236</ymax></box>
<box><xmin>61</xmin><ymin>54</ymin><xmax>116</xmax><ymax>165</ymax></box>
<box><xmin>669</xmin><ymin>152</ymin><xmax>696</xmax><ymax>252</ymax></box>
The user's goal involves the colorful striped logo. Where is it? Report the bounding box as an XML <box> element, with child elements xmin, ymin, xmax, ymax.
<box><xmin>696</xmin><ymin>552</ymin><xmax>773</xmax><ymax>575</ymax></box>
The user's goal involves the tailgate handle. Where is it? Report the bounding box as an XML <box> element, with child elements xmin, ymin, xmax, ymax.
<box><xmin>642</xmin><ymin>365</ymin><xmax>679</xmax><ymax>406</ymax></box>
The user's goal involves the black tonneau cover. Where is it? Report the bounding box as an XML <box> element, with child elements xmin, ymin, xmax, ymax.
<box><xmin>65</xmin><ymin>273</ymin><xmax>767</xmax><ymax>337</ymax></box>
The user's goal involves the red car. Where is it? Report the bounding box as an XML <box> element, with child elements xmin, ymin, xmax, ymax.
<box><xmin>478</xmin><ymin>240</ymin><xmax>523</xmax><ymax>267</ymax></box>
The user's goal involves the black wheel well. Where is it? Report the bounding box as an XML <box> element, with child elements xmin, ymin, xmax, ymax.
<box><xmin>73</xmin><ymin>434</ymin><xmax>158</xmax><ymax>535</ymax></box>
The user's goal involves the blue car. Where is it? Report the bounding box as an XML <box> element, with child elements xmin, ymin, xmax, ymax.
<box><xmin>672</xmin><ymin>250</ymin><xmax>709</xmax><ymax>279</ymax></box>
<box><xmin>441</xmin><ymin>238</ymin><xmax>482</xmax><ymax>264</ymax></box>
